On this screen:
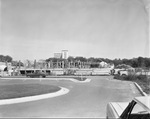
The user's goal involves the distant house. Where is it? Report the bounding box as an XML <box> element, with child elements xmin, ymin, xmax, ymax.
<box><xmin>108</xmin><ymin>63</ymin><xmax>115</xmax><ymax>69</ymax></box>
<box><xmin>54</xmin><ymin>53</ymin><xmax>62</xmax><ymax>59</ymax></box>
<box><xmin>99</xmin><ymin>61</ymin><xmax>108</xmax><ymax>68</ymax></box>
<box><xmin>0</xmin><ymin>65</ymin><xmax>7</xmax><ymax>71</ymax></box>
<box><xmin>0</xmin><ymin>62</ymin><xmax>12</xmax><ymax>76</ymax></box>
<box><xmin>0</xmin><ymin>62</ymin><xmax>8</xmax><ymax>71</ymax></box>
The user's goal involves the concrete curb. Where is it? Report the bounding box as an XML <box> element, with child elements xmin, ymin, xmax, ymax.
<box><xmin>0</xmin><ymin>87</ymin><xmax>69</xmax><ymax>105</ymax></box>
<box><xmin>0</xmin><ymin>77</ymin><xmax>91</xmax><ymax>83</ymax></box>
<box><xmin>52</xmin><ymin>78</ymin><xmax>91</xmax><ymax>83</ymax></box>
<box><xmin>69</xmin><ymin>78</ymin><xmax>91</xmax><ymax>83</ymax></box>
<box><xmin>134</xmin><ymin>82</ymin><xmax>147</xmax><ymax>96</ymax></box>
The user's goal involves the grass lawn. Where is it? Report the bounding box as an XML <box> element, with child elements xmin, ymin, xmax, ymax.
<box><xmin>0</xmin><ymin>84</ymin><xmax>61</xmax><ymax>99</ymax></box>
<box><xmin>114</xmin><ymin>74</ymin><xmax>150</xmax><ymax>94</ymax></box>
<box><xmin>135</xmin><ymin>79</ymin><xmax>150</xmax><ymax>94</ymax></box>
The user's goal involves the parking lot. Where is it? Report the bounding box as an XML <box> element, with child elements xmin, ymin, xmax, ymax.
<box><xmin>0</xmin><ymin>76</ymin><xmax>142</xmax><ymax>118</ymax></box>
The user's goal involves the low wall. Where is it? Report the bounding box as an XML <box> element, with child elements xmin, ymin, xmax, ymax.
<box><xmin>51</xmin><ymin>69</ymin><xmax>64</xmax><ymax>75</ymax></box>
<box><xmin>17</xmin><ymin>68</ymin><xmax>112</xmax><ymax>76</ymax></box>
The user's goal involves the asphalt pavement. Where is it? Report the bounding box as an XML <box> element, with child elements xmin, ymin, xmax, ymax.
<box><xmin>0</xmin><ymin>76</ymin><xmax>142</xmax><ymax>118</ymax></box>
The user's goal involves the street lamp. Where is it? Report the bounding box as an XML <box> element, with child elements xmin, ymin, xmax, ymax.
<box><xmin>142</xmin><ymin>0</ymin><xmax>150</xmax><ymax>57</ymax></box>
<box><xmin>142</xmin><ymin>0</ymin><xmax>150</xmax><ymax>95</ymax></box>
<box><xmin>146</xmin><ymin>5</ymin><xmax>150</xmax><ymax>58</ymax></box>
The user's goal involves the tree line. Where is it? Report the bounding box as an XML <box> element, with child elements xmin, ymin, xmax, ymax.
<box><xmin>47</xmin><ymin>56</ymin><xmax>150</xmax><ymax>68</ymax></box>
<box><xmin>0</xmin><ymin>55</ymin><xmax>12</xmax><ymax>62</ymax></box>
<box><xmin>1</xmin><ymin>55</ymin><xmax>150</xmax><ymax>68</ymax></box>
<box><xmin>112</xmin><ymin>57</ymin><xmax>150</xmax><ymax>68</ymax></box>
<box><xmin>0</xmin><ymin>55</ymin><xmax>23</xmax><ymax>67</ymax></box>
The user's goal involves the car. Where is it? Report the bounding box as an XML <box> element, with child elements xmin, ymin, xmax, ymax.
<box><xmin>26</xmin><ymin>71</ymin><xmax>46</xmax><ymax>78</ymax></box>
<box><xmin>111</xmin><ymin>68</ymin><xmax>125</xmax><ymax>75</ymax></box>
<box><xmin>106</xmin><ymin>96</ymin><xmax>150</xmax><ymax>119</ymax></box>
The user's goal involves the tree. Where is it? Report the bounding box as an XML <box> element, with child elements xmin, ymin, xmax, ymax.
<box><xmin>0</xmin><ymin>55</ymin><xmax>12</xmax><ymax>62</ymax></box>
<box><xmin>33</xmin><ymin>60</ymin><xmax>37</xmax><ymax>69</ymax></box>
<box><xmin>11</xmin><ymin>60</ymin><xmax>24</xmax><ymax>67</ymax></box>
<box><xmin>67</xmin><ymin>56</ymin><xmax>75</xmax><ymax>62</ymax></box>
<box><xmin>94</xmin><ymin>58</ymin><xmax>102</xmax><ymax>62</ymax></box>
<box><xmin>137</xmin><ymin>57</ymin><xmax>145</xmax><ymax>67</ymax></box>
<box><xmin>144</xmin><ymin>58</ymin><xmax>150</xmax><ymax>68</ymax></box>
<box><xmin>112</xmin><ymin>58</ymin><xmax>123</xmax><ymax>66</ymax></box>
<box><xmin>87</xmin><ymin>57</ymin><xmax>95</xmax><ymax>62</ymax></box>
<box><xmin>74</xmin><ymin>56</ymin><xmax>87</xmax><ymax>62</ymax></box>
<box><xmin>25</xmin><ymin>60</ymin><xmax>32</xmax><ymax>68</ymax></box>
<box><xmin>131</xmin><ymin>58</ymin><xmax>138</xmax><ymax>68</ymax></box>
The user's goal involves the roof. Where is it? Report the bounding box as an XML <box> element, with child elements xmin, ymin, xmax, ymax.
<box><xmin>134</xmin><ymin>96</ymin><xmax>150</xmax><ymax>112</ymax></box>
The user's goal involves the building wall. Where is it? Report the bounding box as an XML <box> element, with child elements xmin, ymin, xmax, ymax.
<box><xmin>62</xmin><ymin>50</ymin><xmax>68</xmax><ymax>59</ymax></box>
<box><xmin>54</xmin><ymin>53</ymin><xmax>62</xmax><ymax>58</ymax></box>
<box><xmin>0</xmin><ymin>62</ymin><xmax>12</xmax><ymax>76</ymax></box>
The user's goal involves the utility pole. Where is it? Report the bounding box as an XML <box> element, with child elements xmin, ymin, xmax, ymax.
<box><xmin>0</xmin><ymin>0</ymin><xmax>1</xmax><ymax>41</ymax></box>
<box><xmin>146</xmin><ymin>1</ymin><xmax>150</xmax><ymax>57</ymax></box>
<box><xmin>142</xmin><ymin>0</ymin><xmax>150</xmax><ymax>57</ymax></box>
<box><xmin>142</xmin><ymin>0</ymin><xmax>150</xmax><ymax>95</ymax></box>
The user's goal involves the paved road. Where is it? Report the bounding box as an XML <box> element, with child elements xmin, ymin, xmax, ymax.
<box><xmin>0</xmin><ymin>76</ymin><xmax>142</xmax><ymax>118</ymax></box>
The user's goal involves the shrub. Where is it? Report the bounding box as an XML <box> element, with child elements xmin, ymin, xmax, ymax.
<box><xmin>136</xmin><ymin>75</ymin><xmax>148</xmax><ymax>82</ymax></box>
<box><xmin>123</xmin><ymin>75</ymin><xmax>137</xmax><ymax>81</ymax></box>
<box><xmin>113</xmin><ymin>74</ymin><xmax>124</xmax><ymax>80</ymax></box>
<box><xmin>114</xmin><ymin>74</ymin><xmax>148</xmax><ymax>81</ymax></box>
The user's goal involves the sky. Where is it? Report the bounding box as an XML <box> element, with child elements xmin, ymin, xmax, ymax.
<box><xmin>0</xmin><ymin>0</ymin><xmax>149</xmax><ymax>61</ymax></box>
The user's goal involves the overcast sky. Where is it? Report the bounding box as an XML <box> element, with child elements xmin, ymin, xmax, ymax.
<box><xmin>0</xmin><ymin>0</ymin><xmax>149</xmax><ymax>61</ymax></box>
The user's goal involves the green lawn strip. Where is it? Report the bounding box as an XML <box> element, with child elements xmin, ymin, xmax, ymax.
<box><xmin>0</xmin><ymin>84</ymin><xmax>61</xmax><ymax>99</ymax></box>
<box><xmin>134</xmin><ymin>79</ymin><xmax>150</xmax><ymax>94</ymax></box>
<box><xmin>114</xmin><ymin>74</ymin><xmax>150</xmax><ymax>94</ymax></box>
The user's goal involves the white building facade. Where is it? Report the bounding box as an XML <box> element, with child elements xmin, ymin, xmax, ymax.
<box><xmin>61</xmin><ymin>50</ymin><xmax>68</xmax><ymax>59</ymax></box>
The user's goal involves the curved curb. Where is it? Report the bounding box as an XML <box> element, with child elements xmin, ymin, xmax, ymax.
<box><xmin>134</xmin><ymin>82</ymin><xmax>147</xmax><ymax>96</ymax></box>
<box><xmin>0</xmin><ymin>77</ymin><xmax>91</xmax><ymax>83</ymax></box>
<box><xmin>69</xmin><ymin>78</ymin><xmax>91</xmax><ymax>83</ymax></box>
<box><xmin>0</xmin><ymin>87</ymin><xmax>69</xmax><ymax>105</ymax></box>
<box><xmin>39</xmin><ymin>78</ymin><xmax>91</xmax><ymax>83</ymax></box>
